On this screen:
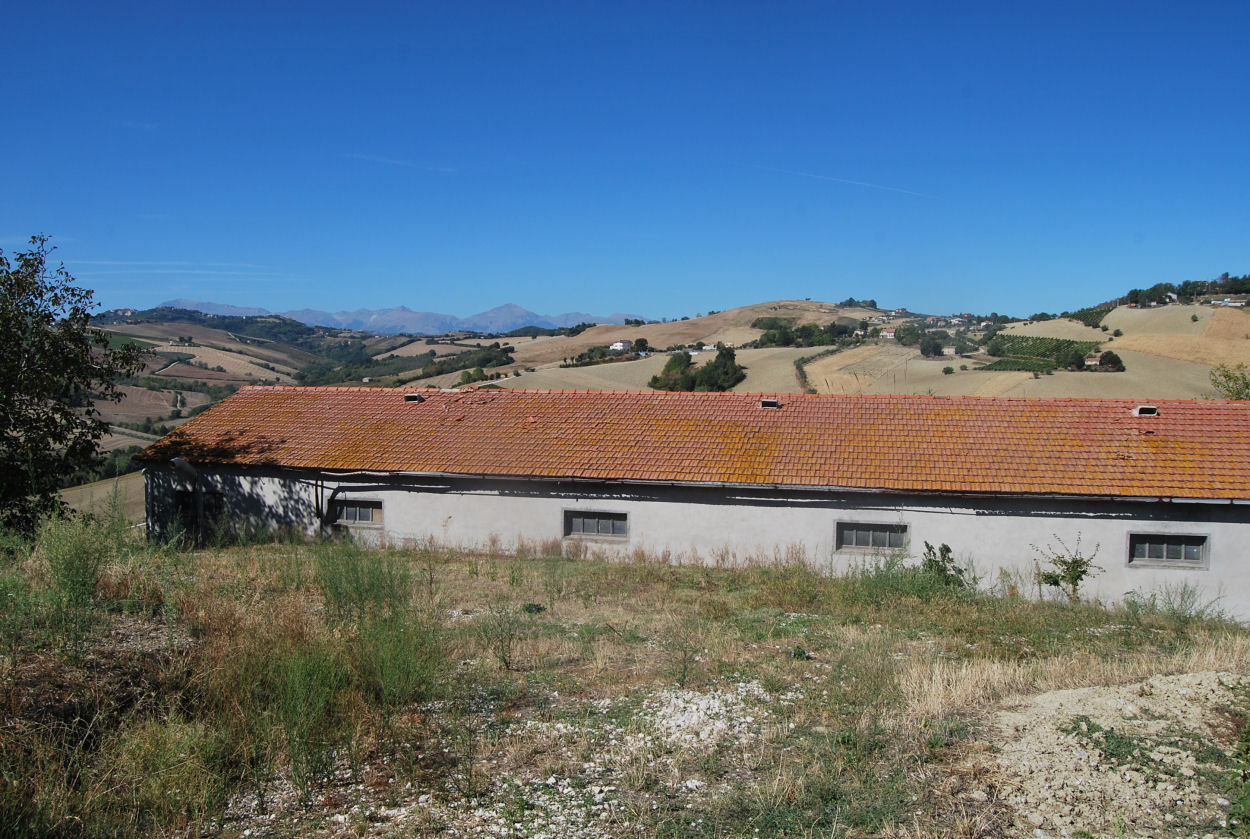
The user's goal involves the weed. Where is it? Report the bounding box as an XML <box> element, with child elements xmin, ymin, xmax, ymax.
<box><xmin>1060</xmin><ymin>715</ymin><xmax>1147</xmax><ymax>765</ymax></box>
<box><xmin>659</xmin><ymin>617</ymin><xmax>706</xmax><ymax>688</ymax></box>
<box><xmin>541</xmin><ymin>555</ymin><xmax>565</xmax><ymax>611</ymax></box>
<box><xmin>478</xmin><ymin>604</ymin><xmax>525</xmax><ymax>671</ymax></box>
<box><xmin>1123</xmin><ymin>581</ymin><xmax>1229</xmax><ymax>629</ymax></box>
<box><xmin>353</xmin><ymin>609</ymin><xmax>445</xmax><ymax>713</ymax></box>
<box><xmin>1033</xmin><ymin>534</ymin><xmax>1102</xmax><ymax>602</ymax></box>
<box><xmin>88</xmin><ymin>714</ymin><xmax>230</xmax><ymax>835</ymax></box>
<box><xmin>315</xmin><ymin>540</ymin><xmax>411</xmax><ymax>622</ymax></box>
<box><xmin>920</xmin><ymin>541</ymin><xmax>966</xmax><ymax>588</ymax></box>
<box><xmin>273</xmin><ymin>642</ymin><xmax>349</xmax><ymax>800</ymax></box>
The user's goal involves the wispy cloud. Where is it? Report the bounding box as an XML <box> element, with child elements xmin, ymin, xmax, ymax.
<box><xmin>757</xmin><ymin>165</ymin><xmax>928</xmax><ymax>197</ymax></box>
<box><xmin>73</xmin><ymin>260</ymin><xmax>271</xmax><ymax>269</ymax></box>
<box><xmin>76</xmin><ymin>269</ymin><xmax>282</xmax><ymax>277</ymax></box>
<box><xmin>342</xmin><ymin>153</ymin><xmax>456</xmax><ymax>173</ymax></box>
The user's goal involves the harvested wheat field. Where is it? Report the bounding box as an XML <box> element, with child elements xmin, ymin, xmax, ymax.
<box><xmin>987</xmin><ymin>351</ymin><xmax>1216</xmax><ymax>399</ymax></box>
<box><xmin>58</xmin><ymin>471</ymin><xmax>145</xmax><ymax>523</ymax></box>
<box><xmin>100</xmin><ymin>385</ymin><xmax>211</xmax><ymax>424</ymax></box>
<box><xmin>5</xmin><ymin>530</ymin><xmax>1245</xmax><ymax>839</ymax></box>
<box><xmin>1103</xmin><ymin>304</ymin><xmax>1216</xmax><ymax>337</ymax></box>
<box><xmin>1001</xmin><ymin>319</ymin><xmax>1110</xmax><ymax>340</ymax></box>
<box><xmin>1111</xmin><ymin>308</ymin><xmax>1250</xmax><ymax>368</ymax></box>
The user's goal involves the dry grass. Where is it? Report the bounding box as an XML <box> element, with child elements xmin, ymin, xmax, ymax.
<box><xmin>898</xmin><ymin>632</ymin><xmax>1250</xmax><ymax>724</ymax></box>
<box><xmin>4</xmin><ymin>531</ymin><xmax>1244</xmax><ymax>838</ymax></box>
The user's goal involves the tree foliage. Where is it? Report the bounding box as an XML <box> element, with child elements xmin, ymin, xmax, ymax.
<box><xmin>1211</xmin><ymin>362</ymin><xmax>1250</xmax><ymax>400</ymax></box>
<box><xmin>1098</xmin><ymin>350</ymin><xmax>1125</xmax><ymax>372</ymax></box>
<box><xmin>648</xmin><ymin>347</ymin><xmax>746</xmax><ymax>392</ymax></box>
<box><xmin>1</xmin><ymin>237</ymin><xmax>146</xmax><ymax>531</ymax></box>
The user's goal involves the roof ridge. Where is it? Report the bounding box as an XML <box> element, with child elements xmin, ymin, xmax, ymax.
<box><xmin>234</xmin><ymin>384</ymin><xmax>1248</xmax><ymax>407</ymax></box>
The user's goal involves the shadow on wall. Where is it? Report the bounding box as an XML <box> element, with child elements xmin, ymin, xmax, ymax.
<box><xmin>143</xmin><ymin>430</ymin><xmax>320</xmax><ymax>545</ymax></box>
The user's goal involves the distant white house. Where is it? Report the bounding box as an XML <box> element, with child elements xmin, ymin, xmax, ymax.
<box><xmin>609</xmin><ymin>340</ymin><xmax>633</xmax><ymax>352</ymax></box>
<box><xmin>881</xmin><ymin>328</ymin><xmax>897</xmax><ymax>340</ymax></box>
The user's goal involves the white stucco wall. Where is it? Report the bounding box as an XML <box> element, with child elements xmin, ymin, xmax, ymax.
<box><xmin>145</xmin><ymin>466</ymin><xmax>1250</xmax><ymax>621</ymax></box>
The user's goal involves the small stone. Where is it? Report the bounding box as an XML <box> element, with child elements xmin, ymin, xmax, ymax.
<box><xmin>1027</xmin><ymin>812</ymin><xmax>1046</xmax><ymax>828</ymax></box>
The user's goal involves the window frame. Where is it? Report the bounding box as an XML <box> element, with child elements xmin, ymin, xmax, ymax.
<box><xmin>835</xmin><ymin>521</ymin><xmax>909</xmax><ymax>552</ymax></box>
<box><xmin>563</xmin><ymin>510</ymin><xmax>629</xmax><ymax>539</ymax></box>
<box><xmin>334</xmin><ymin>499</ymin><xmax>384</xmax><ymax>528</ymax></box>
<box><xmin>1126</xmin><ymin>533</ymin><xmax>1209</xmax><ymax>569</ymax></box>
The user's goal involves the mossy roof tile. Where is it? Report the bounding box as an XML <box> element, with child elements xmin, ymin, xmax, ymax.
<box><xmin>138</xmin><ymin>386</ymin><xmax>1250</xmax><ymax>500</ymax></box>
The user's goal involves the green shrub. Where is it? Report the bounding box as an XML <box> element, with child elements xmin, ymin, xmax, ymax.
<box><xmin>354</xmin><ymin>611</ymin><xmax>445</xmax><ymax>712</ymax></box>
<box><xmin>315</xmin><ymin>541</ymin><xmax>412</xmax><ymax>622</ymax></box>
<box><xmin>273</xmin><ymin>643</ymin><xmax>350</xmax><ymax>798</ymax></box>
<box><xmin>1034</xmin><ymin>535</ymin><xmax>1102</xmax><ymax>603</ymax></box>
<box><xmin>920</xmin><ymin>541</ymin><xmax>966</xmax><ymax>588</ymax></box>
<box><xmin>843</xmin><ymin>555</ymin><xmax>973</xmax><ymax>606</ymax></box>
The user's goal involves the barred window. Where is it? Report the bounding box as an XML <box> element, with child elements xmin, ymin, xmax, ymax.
<box><xmin>565</xmin><ymin>511</ymin><xmax>628</xmax><ymax>538</ymax></box>
<box><xmin>335</xmin><ymin>500</ymin><xmax>382</xmax><ymax>526</ymax></box>
<box><xmin>836</xmin><ymin>522</ymin><xmax>907</xmax><ymax>551</ymax></box>
<box><xmin>1128</xmin><ymin>534</ymin><xmax>1207</xmax><ymax>567</ymax></box>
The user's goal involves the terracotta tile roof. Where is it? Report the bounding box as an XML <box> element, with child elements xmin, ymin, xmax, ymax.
<box><xmin>138</xmin><ymin>386</ymin><xmax>1250</xmax><ymax>500</ymax></box>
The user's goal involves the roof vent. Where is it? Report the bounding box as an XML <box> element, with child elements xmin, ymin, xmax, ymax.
<box><xmin>404</xmin><ymin>393</ymin><xmax>426</xmax><ymax>403</ymax></box>
<box><xmin>1134</xmin><ymin>405</ymin><xmax>1158</xmax><ymax>417</ymax></box>
<box><xmin>759</xmin><ymin>398</ymin><xmax>781</xmax><ymax>409</ymax></box>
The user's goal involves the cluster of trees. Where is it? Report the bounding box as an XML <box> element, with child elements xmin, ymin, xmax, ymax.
<box><xmin>648</xmin><ymin>348</ymin><xmax>746</xmax><ymax>392</ymax></box>
<box><xmin>560</xmin><ymin>339</ymin><xmax>650</xmax><ymax>368</ymax></box>
<box><xmin>413</xmin><ymin>344</ymin><xmax>514</xmax><ymax>381</ymax></box>
<box><xmin>57</xmin><ymin>445</ymin><xmax>144</xmax><ymax>489</ymax></box>
<box><xmin>894</xmin><ymin>322</ymin><xmax>975</xmax><ymax>357</ymax></box>
<box><xmin>504</xmin><ymin>322</ymin><xmax>596</xmax><ymax>339</ymax></box>
<box><xmin>1119</xmin><ymin>274</ymin><xmax>1250</xmax><ymax>307</ymax></box>
<box><xmin>837</xmin><ymin>297</ymin><xmax>878</xmax><ymax>308</ymax></box>
<box><xmin>750</xmin><ymin>317</ymin><xmax>865</xmax><ymax>349</ymax></box>
<box><xmin>298</xmin><ymin>350</ymin><xmax>437</xmax><ymax>386</ymax></box>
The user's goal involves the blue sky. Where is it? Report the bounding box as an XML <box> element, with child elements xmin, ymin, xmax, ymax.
<box><xmin>3</xmin><ymin>2</ymin><xmax>1248</xmax><ymax>320</ymax></box>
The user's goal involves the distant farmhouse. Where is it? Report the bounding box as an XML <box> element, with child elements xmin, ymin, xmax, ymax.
<box><xmin>139</xmin><ymin>387</ymin><xmax>1250</xmax><ymax>619</ymax></box>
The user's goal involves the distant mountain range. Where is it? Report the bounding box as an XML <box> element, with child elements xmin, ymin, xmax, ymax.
<box><xmin>159</xmin><ymin>299</ymin><xmax>641</xmax><ymax>334</ymax></box>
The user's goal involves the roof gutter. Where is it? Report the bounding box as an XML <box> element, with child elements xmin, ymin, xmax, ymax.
<box><xmin>305</xmin><ymin>467</ymin><xmax>1250</xmax><ymax>506</ymax></box>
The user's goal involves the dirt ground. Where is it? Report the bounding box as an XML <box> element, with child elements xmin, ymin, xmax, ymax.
<box><xmin>970</xmin><ymin>671</ymin><xmax>1247</xmax><ymax>838</ymax></box>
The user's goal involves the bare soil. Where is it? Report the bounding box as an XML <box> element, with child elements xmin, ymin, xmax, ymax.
<box><xmin>963</xmin><ymin>671</ymin><xmax>1247</xmax><ymax>838</ymax></box>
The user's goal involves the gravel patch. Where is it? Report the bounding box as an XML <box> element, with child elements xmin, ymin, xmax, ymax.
<box><xmin>985</xmin><ymin>671</ymin><xmax>1247</xmax><ymax>838</ymax></box>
